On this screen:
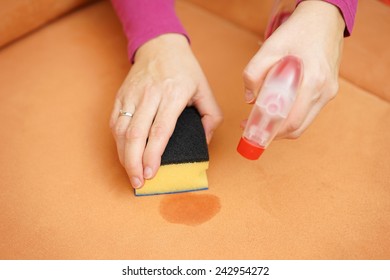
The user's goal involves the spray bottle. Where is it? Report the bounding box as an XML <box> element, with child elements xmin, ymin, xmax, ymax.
<box><xmin>237</xmin><ymin>55</ymin><xmax>303</xmax><ymax>160</ymax></box>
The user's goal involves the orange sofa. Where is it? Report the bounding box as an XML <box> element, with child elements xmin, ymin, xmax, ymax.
<box><xmin>1</xmin><ymin>0</ymin><xmax>389</xmax><ymax>259</ymax></box>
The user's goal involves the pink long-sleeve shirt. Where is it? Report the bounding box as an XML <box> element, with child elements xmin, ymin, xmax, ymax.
<box><xmin>111</xmin><ymin>0</ymin><xmax>357</xmax><ymax>62</ymax></box>
<box><xmin>111</xmin><ymin>0</ymin><xmax>188</xmax><ymax>62</ymax></box>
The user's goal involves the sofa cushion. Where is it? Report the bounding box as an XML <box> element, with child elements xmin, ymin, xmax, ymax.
<box><xmin>340</xmin><ymin>0</ymin><xmax>390</xmax><ymax>102</ymax></box>
<box><xmin>0</xmin><ymin>0</ymin><xmax>94</xmax><ymax>48</ymax></box>
<box><xmin>180</xmin><ymin>0</ymin><xmax>273</xmax><ymax>35</ymax></box>
<box><xmin>182</xmin><ymin>0</ymin><xmax>390</xmax><ymax>102</ymax></box>
<box><xmin>0</xmin><ymin>0</ymin><xmax>389</xmax><ymax>259</ymax></box>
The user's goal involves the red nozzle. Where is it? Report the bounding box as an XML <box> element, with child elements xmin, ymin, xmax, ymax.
<box><xmin>237</xmin><ymin>137</ymin><xmax>265</xmax><ymax>160</ymax></box>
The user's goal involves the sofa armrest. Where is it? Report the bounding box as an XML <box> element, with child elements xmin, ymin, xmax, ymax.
<box><xmin>0</xmin><ymin>0</ymin><xmax>95</xmax><ymax>48</ymax></box>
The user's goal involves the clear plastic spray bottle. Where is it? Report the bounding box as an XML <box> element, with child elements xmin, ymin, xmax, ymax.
<box><xmin>237</xmin><ymin>55</ymin><xmax>303</xmax><ymax>160</ymax></box>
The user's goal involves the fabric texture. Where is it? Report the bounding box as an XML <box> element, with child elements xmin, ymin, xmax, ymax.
<box><xmin>0</xmin><ymin>0</ymin><xmax>93</xmax><ymax>48</ymax></box>
<box><xmin>0</xmin><ymin>0</ymin><xmax>388</xmax><ymax>260</ymax></box>
<box><xmin>160</xmin><ymin>107</ymin><xmax>209</xmax><ymax>165</ymax></box>
<box><xmin>110</xmin><ymin>0</ymin><xmax>357</xmax><ymax>62</ymax></box>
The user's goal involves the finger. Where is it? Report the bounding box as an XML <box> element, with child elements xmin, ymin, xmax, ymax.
<box><xmin>276</xmin><ymin>76</ymin><xmax>322</xmax><ymax>139</ymax></box>
<box><xmin>124</xmin><ymin>87</ymin><xmax>160</xmax><ymax>188</ymax></box>
<box><xmin>279</xmin><ymin>80</ymin><xmax>337</xmax><ymax>139</ymax></box>
<box><xmin>242</xmin><ymin>50</ymin><xmax>280</xmax><ymax>103</ymax></box>
<box><xmin>109</xmin><ymin>99</ymin><xmax>122</xmax><ymax>129</ymax></box>
<box><xmin>192</xmin><ymin>82</ymin><xmax>223</xmax><ymax>144</ymax></box>
<box><xmin>112</xmin><ymin>101</ymin><xmax>136</xmax><ymax>165</ymax></box>
<box><xmin>113</xmin><ymin>113</ymin><xmax>133</xmax><ymax>165</ymax></box>
<box><xmin>284</xmin><ymin>101</ymin><xmax>325</xmax><ymax>139</ymax></box>
<box><xmin>142</xmin><ymin>90</ymin><xmax>188</xmax><ymax>180</ymax></box>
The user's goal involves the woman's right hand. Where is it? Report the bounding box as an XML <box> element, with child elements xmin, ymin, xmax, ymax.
<box><xmin>109</xmin><ymin>34</ymin><xmax>223</xmax><ymax>189</ymax></box>
<box><xmin>242</xmin><ymin>0</ymin><xmax>345</xmax><ymax>139</ymax></box>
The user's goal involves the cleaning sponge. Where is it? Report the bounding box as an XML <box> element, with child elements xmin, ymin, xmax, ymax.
<box><xmin>135</xmin><ymin>107</ymin><xmax>209</xmax><ymax>196</ymax></box>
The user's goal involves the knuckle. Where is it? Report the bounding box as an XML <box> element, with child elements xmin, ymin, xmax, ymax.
<box><xmin>287</xmin><ymin>129</ymin><xmax>303</xmax><ymax>140</ymax></box>
<box><xmin>117</xmin><ymin>85</ymin><xmax>133</xmax><ymax>99</ymax></box>
<box><xmin>285</xmin><ymin>117</ymin><xmax>302</xmax><ymax>135</ymax></box>
<box><xmin>113</xmin><ymin>124</ymin><xmax>127</xmax><ymax>138</ymax></box>
<box><xmin>143</xmin><ymin>84</ymin><xmax>160</xmax><ymax>100</ymax></box>
<box><xmin>149</xmin><ymin>124</ymin><xmax>170</xmax><ymax>140</ymax></box>
<box><xmin>140</xmin><ymin>83</ymin><xmax>172</xmax><ymax>105</ymax></box>
<box><xmin>125</xmin><ymin>125</ymin><xmax>144</xmax><ymax>141</ymax></box>
<box><xmin>309</xmin><ymin>73</ymin><xmax>327</xmax><ymax>91</ymax></box>
<box><xmin>310</xmin><ymin>90</ymin><xmax>322</xmax><ymax>104</ymax></box>
<box><xmin>143</xmin><ymin>148</ymin><xmax>162</xmax><ymax>167</ymax></box>
<box><xmin>305</xmin><ymin>72</ymin><xmax>329</xmax><ymax>103</ymax></box>
<box><xmin>165</xmin><ymin>87</ymin><xmax>183</xmax><ymax>103</ymax></box>
<box><xmin>109</xmin><ymin>118</ymin><xmax>115</xmax><ymax>129</ymax></box>
<box><xmin>327</xmin><ymin>81</ymin><xmax>339</xmax><ymax>100</ymax></box>
<box><xmin>116</xmin><ymin>87</ymin><xmax>125</xmax><ymax>97</ymax></box>
<box><xmin>124</xmin><ymin>159</ymin><xmax>138</xmax><ymax>174</ymax></box>
<box><xmin>215</xmin><ymin>112</ymin><xmax>224</xmax><ymax>126</ymax></box>
<box><xmin>242</xmin><ymin>69</ymin><xmax>256</xmax><ymax>85</ymax></box>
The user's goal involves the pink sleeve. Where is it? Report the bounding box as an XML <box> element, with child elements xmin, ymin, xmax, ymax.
<box><xmin>111</xmin><ymin>0</ymin><xmax>189</xmax><ymax>63</ymax></box>
<box><xmin>297</xmin><ymin>0</ymin><xmax>358</xmax><ymax>36</ymax></box>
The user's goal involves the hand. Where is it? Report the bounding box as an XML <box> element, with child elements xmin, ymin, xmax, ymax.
<box><xmin>242</xmin><ymin>0</ymin><xmax>345</xmax><ymax>139</ymax></box>
<box><xmin>109</xmin><ymin>34</ymin><xmax>222</xmax><ymax>189</ymax></box>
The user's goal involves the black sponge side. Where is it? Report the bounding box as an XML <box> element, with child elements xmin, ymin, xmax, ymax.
<box><xmin>161</xmin><ymin>107</ymin><xmax>209</xmax><ymax>165</ymax></box>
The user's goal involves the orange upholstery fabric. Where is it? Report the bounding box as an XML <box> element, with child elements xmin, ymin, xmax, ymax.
<box><xmin>0</xmin><ymin>0</ymin><xmax>389</xmax><ymax>259</ymax></box>
<box><xmin>182</xmin><ymin>0</ymin><xmax>273</xmax><ymax>35</ymax></box>
<box><xmin>0</xmin><ymin>0</ymin><xmax>94</xmax><ymax>48</ymax></box>
<box><xmin>183</xmin><ymin>0</ymin><xmax>390</xmax><ymax>102</ymax></box>
<box><xmin>340</xmin><ymin>0</ymin><xmax>390</xmax><ymax>101</ymax></box>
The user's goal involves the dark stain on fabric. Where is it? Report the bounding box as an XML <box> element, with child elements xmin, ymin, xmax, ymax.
<box><xmin>159</xmin><ymin>193</ymin><xmax>221</xmax><ymax>226</ymax></box>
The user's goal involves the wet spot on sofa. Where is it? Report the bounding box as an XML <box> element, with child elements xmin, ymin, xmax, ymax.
<box><xmin>159</xmin><ymin>193</ymin><xmax>221</xmax><ymax>226</ymax></box>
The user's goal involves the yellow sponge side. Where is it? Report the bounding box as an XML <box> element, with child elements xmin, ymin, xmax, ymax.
<box><xmin>135</xmin><ymin>162</ymin><xmax>209</xmax><ymax>196</ymax></box>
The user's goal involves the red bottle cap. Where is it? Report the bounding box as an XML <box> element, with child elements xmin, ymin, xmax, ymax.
<box><xmin>237</xmin><ymin>137</ymin><xmax>265</xmax><ymax>160</ymax></box>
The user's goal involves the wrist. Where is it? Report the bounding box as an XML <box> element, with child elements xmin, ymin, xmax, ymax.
<box><xmin>295</xmin><ymin>0</ymin><xmax>345</xmax><ymax>35</ymax></box>
<box><xmin>134</xmin><ymin>33</ymin><xmax>190</xmax><ymax>63</ymax></box>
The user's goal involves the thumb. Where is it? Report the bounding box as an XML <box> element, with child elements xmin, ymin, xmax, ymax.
<box><xmin>243</xmin><ymin>51</ymin><xmax>280</xmax><ymax>103</ymax></box>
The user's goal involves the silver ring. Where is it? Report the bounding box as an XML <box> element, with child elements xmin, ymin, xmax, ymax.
<box><xmin>119</xmin><ymin>110</ymin><xmax>133</xmax><ymax>118</ymax></box>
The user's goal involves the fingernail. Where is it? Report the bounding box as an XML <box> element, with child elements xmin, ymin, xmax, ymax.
<box><xmin>143</xmin><ymin>166</ymin><xmax>153</xmax><ymax>179</ymax></box>
<box><xmin>130</xmin><ymin>177</ymin><xmax>142</xmax><ymax>189</ymax></box>
<box><xmin>245</xmin><ymin>89</ymin><xmax>255</xmax><ymax>103</ymax></box>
